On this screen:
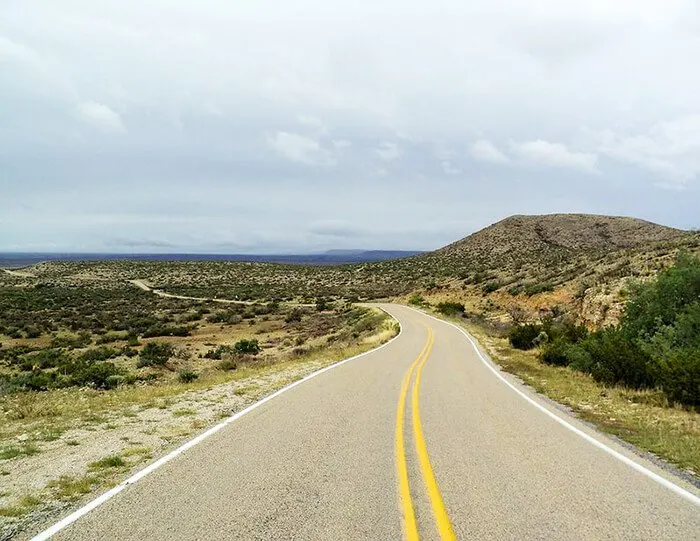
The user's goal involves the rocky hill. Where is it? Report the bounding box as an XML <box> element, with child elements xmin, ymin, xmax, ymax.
<box><xmin>432</xmin><ymin>213</ymin><xmax>686</xmax><ymax>273</ymax></box>
<box><xmin>408</xmin><ymin>214</ymin><xmax>699</xmax><ymax>327</ymax></box>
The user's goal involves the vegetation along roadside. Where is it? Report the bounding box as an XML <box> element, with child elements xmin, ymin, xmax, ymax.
<box><xmin>0</xmin><ymin>285</ymin><xmax>397</xmax><ymax>540</ymax></box>
<box><xmin>413</xmin><ymin>253</ymin><xmax>700</xmax><ymax>481</ymax></box>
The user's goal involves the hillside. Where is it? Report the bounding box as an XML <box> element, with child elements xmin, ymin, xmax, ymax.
<box><xmin>429</xmin><ymin>213</ymin><xmax>686</xmax><ymax>273</ymax></box>
<box><xmin>412</xmin><ymin>214</ymin><xmax>699</xmax><ymax>327</ymax></box>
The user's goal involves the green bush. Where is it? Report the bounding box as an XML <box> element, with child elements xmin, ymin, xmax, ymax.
<box><xmin>524</xmin><ymin>282</ymin><xmax>554</xmax><ymax>296</ymax></box>
<box><xmin>137</xmin><ymin>342</ymin><xmax>173</xmax><ymax>367</ymax></box>
<box><xmin>178</xmin><ymin>369</ymin><xmax>199</xmax><ymax>383</ymax></box>
<box><xmin>436</xmin><ymin>302</ymin><xmax>465</xmax><ymax>316</ymax></box>
<box><xmin>508</xmin><ymin>324</ymin><xmax>542</xmax><ymax>350</ymax></box>
<box><xmin>578</xmin><ymin>328</ymin><xmax>652</xmax><ymax>388</ymax></box>
<box><xmin>142</xmin><ymin>325</ymin><xmax>190</xmax><ymax>338</ymax></box>
<box><xmin>408</xmin><ymin>294</ymin><xmax>425</xmax><ymax>306</ymax></box>
<box><xmin>540</xmin><ymin>339</ymin><xmax>570</xmax><ymax>366</ymax></box>
<box><xmin>653</xmin><ymin>348</ymin><xmax>700</xmax><ymax>405</ymax></box>
<box><xmin>69</xmin><ymin>361</ymin><xmax>125</xmax><ymax>389</ymax></box>
<box><xmin>233</xmin><ymin>339</ymin><xmax>260</xmax><ymax>355</ymax></box>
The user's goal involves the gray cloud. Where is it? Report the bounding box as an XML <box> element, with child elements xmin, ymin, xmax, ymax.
<box><xmin>1</xmin><ymin>0</ymin><xmax>699</xmax><ymax>253</ymax></box>
<box><xmin>470</xmin><ymin>140</ymin><xmax>509</xmax><ymax>164</ymax></box>
<box><xmin>511</xmin><ymin>140</ymin><xmax>599</xmax><ymax>173</ymax></box>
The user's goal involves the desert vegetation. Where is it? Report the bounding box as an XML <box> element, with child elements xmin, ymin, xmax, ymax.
<box><xmin>0</xmin><ymin>266</ymin><xmax>397</xmax><ymax>536</ymax></box>
<box><xmin>508</xmin><ymin>252</ymin><xmax>700</xmax><ymax>406</ymax></box>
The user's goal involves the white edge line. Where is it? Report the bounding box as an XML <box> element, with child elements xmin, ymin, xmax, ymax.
<box><xmin>407</xmin><ymin>306</ymin><xmax>700</xmax><ymax>507</ymax></box>
<box><xmin>31</xmin><ymin>315</ymin><xmax>403</xmax><ymax>541</ymax></box>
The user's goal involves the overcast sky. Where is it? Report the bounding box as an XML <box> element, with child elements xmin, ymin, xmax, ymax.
<box><xmin>1</xmin><ymin>1</ymin><xmax>699</xmax><ymax>253</ymax></box>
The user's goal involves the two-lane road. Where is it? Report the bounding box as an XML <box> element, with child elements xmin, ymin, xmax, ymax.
<box><xmin>36</xmin><ymin>304</ymin><xmax>700</xmax><ymax>540</ymax></box>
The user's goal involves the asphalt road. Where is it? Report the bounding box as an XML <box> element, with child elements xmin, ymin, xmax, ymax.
<box><xmin>40</xmin><ymin>304</ymin><xmax>700</xmax><ymax>540</ymax></box>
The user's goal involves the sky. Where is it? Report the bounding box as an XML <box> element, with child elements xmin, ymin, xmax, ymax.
<box><xmin>1</xmin><ymin>0</ymin><xmax>699</xmax><ymax>253</ymax></box>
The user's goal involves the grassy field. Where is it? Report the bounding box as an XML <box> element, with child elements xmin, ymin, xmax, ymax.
<box><xmin>434</xmin><ymin>311</ymin><xmax>700</xmax><ymax>479</ymax></box>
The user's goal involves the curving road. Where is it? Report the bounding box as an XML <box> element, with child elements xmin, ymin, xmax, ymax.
<box><xmin>35</xmin><ymin>304</ymin><xmax>700</xmax><ymax>540</ymax></box>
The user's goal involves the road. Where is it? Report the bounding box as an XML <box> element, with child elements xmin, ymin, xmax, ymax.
<box><xmin>36</xmin><ymin>304</ymin><xmax>700</xmax><ymax>540</ymax></box>
<box><xmin>128</xmin><ymin>280</ymin><xmax>314</xmax><ymax>307</ymax></box>
<box><xmin>1</xmin><ymin>268</ymin><xmax>35</xmax><ymax>278</ymax></box>
<box><xmin>128</xmin><ymin>279</ymin><xmax>255</xmax><ymax>304</ymax></box>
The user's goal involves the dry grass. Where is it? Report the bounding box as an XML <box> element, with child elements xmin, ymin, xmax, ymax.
<box><xmin>441</xmin><ymin>314</ymin><xmax>700</xmax><ymax>478</ymax></box>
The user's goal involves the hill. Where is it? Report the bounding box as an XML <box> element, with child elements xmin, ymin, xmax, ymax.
<box><xmin>431</xmin><ymin>214</ymin><xmax>686</xmax><ymax>274</ymax></box>
<box><xmin>411</xmin><ymin>214</ymin><xmax>699</xmax><ymax>327</ymax></box>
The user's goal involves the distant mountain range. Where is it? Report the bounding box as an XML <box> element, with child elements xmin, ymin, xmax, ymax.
<box><xmin>0</xmin><ymin>250</ymin><xmax>424</xmax><ymax>268</ymax></box>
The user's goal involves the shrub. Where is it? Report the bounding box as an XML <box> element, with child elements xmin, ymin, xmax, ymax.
<box><xmin>540</xmin><ymin>339</ymin><xmax>573</xmax><ymax>366</ymax></box>
<box><xmin>78</xmin><ymin>346</ymin><xmax>120</xmax><ymax>363</ymax></box>
<box><xmin>285</xmin><ymin>308</ymin><xmax>303</xmax><ymax>323</ymax></box>
<box><xmin>436</xmin><ymin>302</ymin><xmax>465</xmax><ymax>316</ymax></box>
<box><xmin>481</xmin><ymin>282</ymin><xmax>500</xmax><ymax>294</ymax></box>
<box><xmin>204</xmin><ymin>345</ymin><xmax>234</xmax><ymax>360</ymax></box>
<box><xmin>233</xmin><ymin>339</ymin><xmax>260</xmax><ymax>355</ymax></box>
<box><xmin>577</xmin><ymin>328</ymin><xmax>652</xmax><ymax>388</ymax></box>
<box><xmin>524</xmin><ymin>282</ymin><xmax>554</xmax><ymax>296</ymax></box>
<box><xmin>178</xmin><ymin>369</ymin><xmax>199</xmax><ymax>383</ymax></box>
<box><xmin>50</xmin><ymin>331</ymin><xmax>92</xmax><ymax>349</ymax></box>
<box><xmin>408</xmin><ymin>294</ymin><xmax>425</xmax><ymax>306</ymax></box>
<box><xmin>69</xmin><ymin>361</ymin><xmax>125</xmax><ymax>389</ymax></box>
<box><xmin>137</xmin><ymin>342</ymin><xmax>173</xmax><ymax>367</ymax></box>
<box><xmin>142</xmin><ymin>325</ymin><xmax>190</xmax><ymax>338</ymax></box>
<box><xmin>217</xmin><ymin>359</ymin><xmax>238</xmax><ymax>371</ymax></box>
<box><xmin>24</xmin><ymin>326</ymin><xmax>41</xmax><ymax>339</ymax></box>
<box><xmin>653</xmin><ymin>348</ymin><xmax>700</xmax><ymax>406</ymax></box>
<box><xmin>508</xmin><ymin>324</ymin><xmax>542</xmax><ymax>350</ymax></box>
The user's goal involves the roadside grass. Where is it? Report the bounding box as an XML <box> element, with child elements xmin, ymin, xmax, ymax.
<box><xmin>0</xmin><ymin>317</ymin><xmax>396</xmax><ymax>442</ymax></box>
<box><xmin>172</xmin><ymin>408</ymin><xmax>197</xmax><ymax>417</ymax></box>
<box><xmin>47</xmin><ymin>475</ymin><xmax>99</xmax><ymax>501</ymax></box>
<box><xmin>88</xmin><ymin>455</ymin><xmax>126</xmax><ymax>470</ymax></box>
<box><xmin>0</xmin><ymin>443</ymin><xmax>39</xmax><ymax>460</ymax></box>
<box><xmin>433</xmin><ymin>311</ymin><xmax>700</xmax><ymax>479</ymax></box>
<box><xmin>0</xmin><ymin>495</ymin><xmax>41</xmax><ymax>518</ymax></box>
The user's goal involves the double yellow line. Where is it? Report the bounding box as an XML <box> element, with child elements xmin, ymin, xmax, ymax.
<box><xmin>395</xmin><ymin>327</ymin><xmax>456</xmax><ymax>540</ymax></box>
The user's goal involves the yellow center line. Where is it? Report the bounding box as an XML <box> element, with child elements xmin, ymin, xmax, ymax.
<box><xmin>396</xmin><ymin>331</ymin><xmax>431</xmax><ymax>541</ymax></box>
<box><xmin>411</xmin><ymin>328</ymin><xmax>457</xmax><ymax>541</ymax></box>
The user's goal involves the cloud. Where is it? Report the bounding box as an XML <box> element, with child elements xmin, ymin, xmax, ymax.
<box><xmin>594</xmin><ymin>115</ymin><xmax>700</xmax><ymax>189</ymax></box>
<box><xmin>267</xmin><ymin>131</ymin><xmax>335</xmax><ymax>166</ymax></box>
<box><xmin>470</xmin><ymin>140</ymin><xmax>509</xmax><ymax>163</ymax></box>
<box><xmin>297</xmin><ymin>115</ymin><xmax>327</xmax><ymax>136</ymax></box>
<box><xmin>376</xmin><ymin>142</ymin><xmax>402</xmax><ymax>162</ymax></box>
<box><xmin>76</xmin><ymin>101</ymin><xmax>126</xmax><ymax>133</ymax></box>
<box><xmin>511</xmin><ymin>139</ymin><xmax>598</xmax><ymax>172</ymax></box>
<box><xmin>105</xmin><ymin>238</ymin><xmax>179</xmax><ymax>248</ymax></box>
<box><xmin>441</xmin><ymin>161</ymin><xmax>462</xmax><ymax>175</ymax></box>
